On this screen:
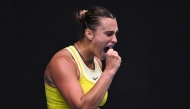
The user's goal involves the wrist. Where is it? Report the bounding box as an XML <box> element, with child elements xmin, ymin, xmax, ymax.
<box><xmin>102</xmin><ymin>70</ymin><xmax>115</xmax><ymax>79</ymax></box>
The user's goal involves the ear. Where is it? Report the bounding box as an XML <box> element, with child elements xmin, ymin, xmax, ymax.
<box><xmin>85</xmin><ymin>29</ymin><xmax>94</xmax><ymax>41</ymax></box>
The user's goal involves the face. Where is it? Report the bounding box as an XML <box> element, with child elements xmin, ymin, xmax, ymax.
<box><xmin>91</xmin><ymin>17</ymin><xmax>118</xmax><ymax>60</ymax></box>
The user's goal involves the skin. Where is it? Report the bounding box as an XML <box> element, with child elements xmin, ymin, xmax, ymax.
<box><xmin>44</xmin><ymin>17</ymin><xmax>121</xmax><ymax>109</ymax></box>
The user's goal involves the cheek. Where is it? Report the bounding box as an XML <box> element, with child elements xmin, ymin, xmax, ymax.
<box><xmin>92</xmin><ymin>40</ymin><xmax>105</xmax><ymax>54</ymax></box>
<box><xmin>93</xmin><ymin>34</ymin><xmax>110</xmax><ymax>49</ymax></box>
<box><xmin>95</xmin><ymin>34</ymin><xmax>108</xmax><ymax>42</ymax></box>
<box><xmin>94</xmin><ymin>38</ymin><xmax>107</xmax><ymax>48</ymax></box>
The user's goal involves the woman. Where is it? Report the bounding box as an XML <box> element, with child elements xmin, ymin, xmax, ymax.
<box><xmin>44</xmin><ymin>6</ymin><xmax>122</xmax><ymax>109</ymax></box>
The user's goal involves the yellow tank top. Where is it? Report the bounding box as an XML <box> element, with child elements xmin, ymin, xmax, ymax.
<box><xmin>45</xmin><ymin>46</ymin><xmax>108</xmax><ymax>109</ymax></box>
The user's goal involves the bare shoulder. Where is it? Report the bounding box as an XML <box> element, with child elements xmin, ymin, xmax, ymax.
<box><xmin>48</xmin><ymin>48</ymin><xmax>75</xmax><ymax>68</ymax></box>
<box><xmin>51</xmin><ymin>48</ymin><xmax>74</xmax><ymax>63</ymax></box>
<box><xmin>44</xmin><ymin>48</ymin><xmax>78</xmax><ymax>87</ymax></box>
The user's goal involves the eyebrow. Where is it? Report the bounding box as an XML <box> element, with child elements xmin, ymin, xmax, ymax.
<box><xmin>104</xmin><ymin>30</ymin><xmax>119</xmax><ymax>34</ymax></box>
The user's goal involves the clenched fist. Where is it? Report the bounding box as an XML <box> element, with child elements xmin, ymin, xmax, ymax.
<box><xmin>104</xmin><ymin>48</ymin><xmax>121</xmax><ymax>75</ymax></box>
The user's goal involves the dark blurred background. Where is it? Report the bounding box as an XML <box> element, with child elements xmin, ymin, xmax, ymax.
<box><xmin>1</xmin><ymin>0</ymin><xmax>189</xmax><ymax>109</ymax></box>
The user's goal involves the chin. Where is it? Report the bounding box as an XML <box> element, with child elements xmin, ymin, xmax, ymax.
<box><xmin>100</xmin><ymin>52</ymin><xmax>106</xmax><ymax>60</ymax></box>
<box><xmin>96</xmin><ymin>50</ymin><xmax>106</xmax><ymax>60</ymax></box>
<box><xmin>101</xmin><ymin>57</ymin><xmax>106</xmax><ymax>60</ymax></box>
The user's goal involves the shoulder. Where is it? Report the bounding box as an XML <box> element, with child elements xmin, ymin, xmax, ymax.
<box><xmin>45</xmin><ymin>48</ymin><xmax>78</xmax><ymax>86</ymax></box>
<box><xmin>48</xmin><ymin>48</ymin><xmax>76</xmax><ymax>72</ymax></box>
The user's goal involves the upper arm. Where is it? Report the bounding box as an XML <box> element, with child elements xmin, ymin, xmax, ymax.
<box><xmin>48</xmin><ymin>56</ymin><xmax>84</xmax><ymax>108</ymax></box>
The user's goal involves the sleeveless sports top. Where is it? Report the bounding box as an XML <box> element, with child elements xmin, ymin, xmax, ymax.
<box><xmin>45</xmin><ymin>45</ymin><xmax>108</xmax><ymax>109</ymax></box>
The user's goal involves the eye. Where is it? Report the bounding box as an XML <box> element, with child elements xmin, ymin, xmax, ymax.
<box><xmin>105</xmin><ymin>31</ymin><xmax>114</xmax><ymax>37</ymax></box>
<box><xmin>106</xmin><ymin>33</ymin><xmax>113</xmax><ymax>36</ymax></box>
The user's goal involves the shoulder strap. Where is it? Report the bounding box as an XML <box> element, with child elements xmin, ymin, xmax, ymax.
<box><xmin>65</xmin><ymin>45</ymin><xmax>83</xmax><ymax>80</ymax></box>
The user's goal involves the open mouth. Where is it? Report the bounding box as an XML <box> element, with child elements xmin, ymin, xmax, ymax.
<box><xmin>104</xmin><ymin>46</ymin><xmax>112</xmax><ymax>53</ymax></box>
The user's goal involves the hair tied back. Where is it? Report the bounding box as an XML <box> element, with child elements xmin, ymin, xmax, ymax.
<box><xmin>77</xmin><ymin>9</ymin><xmax>88</xmax><ymax>23</ymax></box>
<box><xmin>79</xmin><ymin>9</ymin><xmax>88</xmax><ymax>16</ymax></box>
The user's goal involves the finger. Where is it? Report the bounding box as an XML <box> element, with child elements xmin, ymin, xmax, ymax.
<box><xmin>112</xmin><ymin>51</ymin><xmax>118</xmax><ymax>56</ymax></box>
<box><xmin>106</xmin><ymin>48</ymin><xmax>113</xmax><ymax>54</ymax></box>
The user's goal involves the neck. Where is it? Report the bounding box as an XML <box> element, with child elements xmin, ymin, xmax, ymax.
<box><xmin>73</xmin><ymin>42</ymin><xmax>94</xmax><ymax>64</ymax></box>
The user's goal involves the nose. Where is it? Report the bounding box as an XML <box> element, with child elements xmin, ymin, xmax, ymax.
<box><xmin>111</xmin><ymin>35</ymin><xmax>117</xmax><ymax>43</ymax></box>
